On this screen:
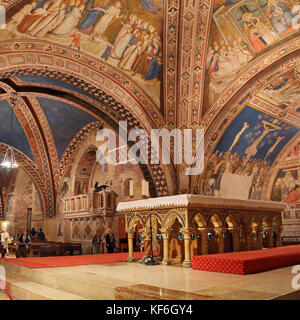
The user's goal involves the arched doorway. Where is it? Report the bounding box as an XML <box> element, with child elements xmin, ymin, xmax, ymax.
<box><xmin>144</xmin><ymin>214</ymin><xmax>163</xmax><ymax>260</ymax></box>
<box><xmin>190</xmin><ymin>213</ymin><xmax>207</xmax><ymax>257</ymax></box>
<box><xmin>262</xmin><ymin>217</ymin><xmax>272</xmax><ymax>248</ymax></box>
<box><xmin>224</xmin><ymin>215</ymin><xmax>236</xmax><ymax>253</ymax></box>
<box><xmin>74</xmin><ymin>148</ymin><xmax>97</xmax><ymax>196</ymax></box>
<box><xmin>250</xmin><ymin>216</ymin><xmax>262</xmax><ymax>251</ymax></box>
<box><xmin>272</xmin><ymin>216</ymin><xmax>282</xmax><ymax>248</ymax></box>
<box><xmin>208</xmin><ymin>214</ymin><xmax>223</xmax><ymax>254</ymax></box>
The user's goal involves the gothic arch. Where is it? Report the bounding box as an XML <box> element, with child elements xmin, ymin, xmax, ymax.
<box><xmin>0</xmin><ymin>143</ymin><xmax>47</xmax><ymax>217</ymax></box>
<box><xmin>163</xmin><ymin>211</ymin><xmax>186</xmax><ymax>229</ymax></box>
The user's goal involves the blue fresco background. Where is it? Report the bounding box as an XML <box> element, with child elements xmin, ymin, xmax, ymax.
<box><xmin>214</xmin><ymin>105</ymin><xmax>299</xmax><ymax>164</ymax></box>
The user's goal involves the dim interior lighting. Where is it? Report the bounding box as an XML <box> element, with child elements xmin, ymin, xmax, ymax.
<box><xmin>2</xmin><ymin>221</ymin><xmax>9</xmax><ymax>230</ymax></box>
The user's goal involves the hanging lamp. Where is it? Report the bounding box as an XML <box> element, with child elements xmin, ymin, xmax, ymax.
<box><xmin>1</xmin><ymin>95</ymin><xmax>19</xmax><ymax>170</ymax></box>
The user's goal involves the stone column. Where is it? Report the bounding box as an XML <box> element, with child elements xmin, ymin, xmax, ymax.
<box><xmin>232</xmin><ymin>228</ymin><xmax>240</xmax><ymax>252</ymax></box>
<box><xmin>256</xmin><ymin>226</ymin><xmax>263</xmax><ymax>250</ymax></box>
<box><xmin>266</xmin><ymin>227</ymin><xmax>273</xmax><ymax>248</ymax></box>
<box><xmin>216</xmin><ymin>228</ymin><xmax>225</xmax><ymax>254</ymax></box>
<box><xmin>161</xmin><ymin>228</ymin><xmax>172</xmax><ymax>265</ymax></box>
<box><xmin>244</xmin><ymin>227</ymin><xmax>252</xmax><ymax>251</ymax></box>
<box><xmin>142</xmin><ymin>230</ymin><xmax>151</xmax><ymax>257</ymax></box>
<box><xmin>276</xmin><ymin>227</ymin><xmax>283</xmax><ymax>247</ymax></box>
<box><xmin>181</xmin><ymin>228</ymin><xmax>192</xmax><ymax>268</ymax></box>
<box><xmin>127</xmin><ymin>229</ymin><xmax>136</xmax><ymax>262</ymax></box>
<box><xmin>199</xmin><ymin>227</ymin><xmax>209</xmax><ymax>255</ymax></box>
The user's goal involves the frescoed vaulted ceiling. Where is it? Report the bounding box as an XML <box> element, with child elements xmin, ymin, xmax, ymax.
<box><xmin>0</xmin><ymin>0</ymin><xmax>299</xmax><ymax>218</ymax></box>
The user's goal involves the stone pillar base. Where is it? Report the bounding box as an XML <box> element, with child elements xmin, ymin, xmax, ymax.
<box><xmin>127</xmin><ymin>256</ymin><xmax>136</xmax><ymax>262</ymax></box>
<box><xmin>182</xmin><ymin>260</ymin><xmax>192</xmax><ymax>268</ymax></box>
<box><xmin>162</xmin><ymin>259</ymin><xmax>172</xmax><ymax>266</ymax></box>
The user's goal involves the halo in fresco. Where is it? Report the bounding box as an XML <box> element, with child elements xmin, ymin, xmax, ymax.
<box><xmin>2</xmin><ymin>0</ymin><xmax>164</xmax><ymax>106</ymax></box>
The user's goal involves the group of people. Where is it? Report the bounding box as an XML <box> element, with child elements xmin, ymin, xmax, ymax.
<box><xmin>7</xmin><ymin>0</ymin><xmax>163</xmax><ymax>82</ymax></box>
<box><xmin>203</xmin><ymin>150</ymin><xmax>271</xmax><ymax>199</ymax></box>
<box><xmin>0</xmin><ymin>226</ymin><xmax>46</xmax><ymax>259</ymax></box>
<box><xmin>92</xmin><ymin>228</ymin><xmax>117</xmax><ymax>254</ymax></box>
<box><xmin>206</xmin><ymin>40</ymin><xmax>253</xmax><ymax>77</ymax></box>
<box><xmin>207</xmin><ymin>1</ymin><xmax>300</xmax><ymax>77</ymax></box>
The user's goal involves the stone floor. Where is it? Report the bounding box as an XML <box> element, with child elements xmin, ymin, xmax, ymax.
<box><xmin>9</xmin><ymin>262</ymin><xmax>300</xmax><ymax>300</ymax></box>
<box><xmin>0</xmin><ymin>255</ymin><xmax>299</xmax><ymax>300</ymax></box>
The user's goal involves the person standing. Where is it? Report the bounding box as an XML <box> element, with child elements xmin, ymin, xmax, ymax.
<box><xmin>105</xmin><ymin>229</ymin><xmax>116</xmax><ymax>253</ymax></box>
<box><xmin>37</xmin><ymin>228</ymin><xmax>46</xmax><ymax>241</ymax></box>
<box><xmin>92</xmin><ymin>231</ymin><xmax>102</xmax><ymax>254</ymax></box>
<box><xmin>1</xmin><ymin>234</ymin><xmax>9</xmax><ymax>258</ymax></box>
<box><xmin>16</xmin><ymin>226</ymin><xmax>31</xmax><ymax>258</ymax></box>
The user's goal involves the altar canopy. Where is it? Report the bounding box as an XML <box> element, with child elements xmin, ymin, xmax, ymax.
<box><xmin>117</xmin><ymin>195</ymin><xmax>286</xmax><ymax>267</ymax></box>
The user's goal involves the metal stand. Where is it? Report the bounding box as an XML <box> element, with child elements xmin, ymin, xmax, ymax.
<box><xmin>140</xmin><ymin>212</ymin><xmax>160</xmax><ymax>266</ymax></box>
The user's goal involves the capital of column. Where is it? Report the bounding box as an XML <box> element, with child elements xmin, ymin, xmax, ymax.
<box><xmin>126</xmin><ymin>229</ymin><xmax>135</xmax><ymax>239</ymax></box>
<box><xmin>160</xmin><ymin>228</ymin><xmax>172</xmax><ymax>240</ymax></box>
<box><xmin>180</xmin><ymin>228</ymin><xmax>192</xmax><ymax>240</ymax></box>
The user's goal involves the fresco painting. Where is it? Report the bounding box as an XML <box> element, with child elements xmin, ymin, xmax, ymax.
<box><xmin>0</xmin><ymin>100</ymin><xmax>34</xmax><ymax>160</ymax></box>
<box><xmin>201</xmin><ymin>105</ymin><xmax>299</xmax><ymax>200</ymax></box>
<box><xmin>3</xmin><ymin>0</ymin><xmax>164</xmax><ymax>106</ymax></box>
<box><xmin>271</xmin><ymin>167</ymin><xmax>300</xmax><ymax>203</ymax></box>
<box><xmin>205</xmin><ymin>0</ymin><xmax>300</xmax><ymax>112</ymax></box>
<box><xmin>36</xmin><ymin>96</ymin><xmax>99</xmax><ymax>160</ymax></box>
<box><xmin>257</xmin><ymin>68</ymin><xmax>300</xmax><ymax>117</ymax></box>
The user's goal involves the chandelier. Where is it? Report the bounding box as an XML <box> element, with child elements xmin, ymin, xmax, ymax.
<box><xmin>1</xmin><ymin>94</ymin><xmax>18</xmax><ymax>170</ymax></box>
<box><xmin>1</xmin><ymin>147</ymin><xmax>18</xmax><ymax>169</ymax></box>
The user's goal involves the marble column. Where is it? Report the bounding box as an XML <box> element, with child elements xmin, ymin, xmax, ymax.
<box><xmin>127</xmin><ymin>230</ymin><xmax>136</xmax><ymax>262</ymax></box>
<box><xmin>198</xmin><ymin>227</ymin><xmax>208</xmax><ymax>255</ymax></box>
<box><xmin>161</xmin><ymin>228</ymin><xmax>172</xmax><ymax>265</ymax></box>
<box><xmin>181</xmin><ymin>228</ymin><xmax>192</xmax><ymax>268</ymax></box>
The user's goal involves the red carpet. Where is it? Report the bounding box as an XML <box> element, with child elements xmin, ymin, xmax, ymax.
<box><xmin>0</xmin><ymin>252</ymin><xmax>144</xmax><ymax>269</ymax></box>
<box><xmin>192</xmin><ymin>245</ymin><xmax>300</xmax><ymax>275</ymax></box>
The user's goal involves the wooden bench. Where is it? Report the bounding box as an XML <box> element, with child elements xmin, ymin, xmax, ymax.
<box><xmin>29</xmin><ymin>242</ymin><xmax>82</xmax><ymax>257</ymax></box>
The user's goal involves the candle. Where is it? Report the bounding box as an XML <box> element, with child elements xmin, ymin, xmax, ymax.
<box><xmin>142</xmin><ymin>180</ymin><xmax>150</xmax><ymax>198</ymax></box>
<box><xmin>129</xmin><ymin>179</ymin><xmax>134</xmax><ymax>197</ymax></box>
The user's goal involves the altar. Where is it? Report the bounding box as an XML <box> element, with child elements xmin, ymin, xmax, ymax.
<box><xmin>117</xmin><ymin>195</ymin><xmax>286</xmax><ymax>267</ymax></box>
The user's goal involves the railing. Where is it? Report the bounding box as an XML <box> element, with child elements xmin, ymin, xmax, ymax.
<box><xmin>64</xmin><ymin>194</ymin><xmax>93</xmax><ymax>214</ymax></box>
<box><xmin>63</xmin><ymin>191</ymin><xmax>115</xmax><ymax>215</ymax></box>
<box><xmin>282</xmin><ymin>205</ymin><xmax>300</xmax><ymax>221</ymax></box>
